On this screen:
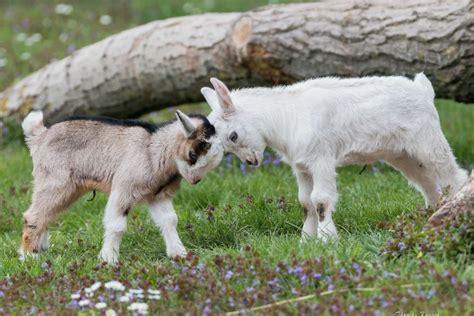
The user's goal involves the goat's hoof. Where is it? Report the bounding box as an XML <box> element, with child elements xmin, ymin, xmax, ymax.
<box><xmin>98</xmin><ymin>250</ymin><xmax>119</xmax><ymax>265</ymax></box>
<box><xmin>167</xmin><ymin>245</ymin><xmax>187</xmax><ymax>258</ymax></box>
<box><xmin>18</xmin><ymin>248</ymin><xmax>39</xmax><ymax>261</ymax></box>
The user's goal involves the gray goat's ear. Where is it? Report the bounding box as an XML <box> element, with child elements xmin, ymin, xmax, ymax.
<box><xmin>200</xmin><ymin>87</ymin><xmax>219</xmax><ymax>112</ymax></box>
<box><xmin>210</xmin><ymin>77</ymin><xmax>235</xmax><ymax>115</ymax></box>
<box><xmin>176</xmin><ymin>110</ymin><xmax>197</xmax><ymax>138</ymax></box>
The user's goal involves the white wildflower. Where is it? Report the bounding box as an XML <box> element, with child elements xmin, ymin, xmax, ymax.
<box><xmin>20</xmin><ymin>52</ymin><xmax>31</xmax><ymax>61</ymax></box>
<box><xmin>128</xmin><ymin>288</ymin><xmax>143</xmax><ymax>294</ymax></box>
<box><xmin>106</xmin><ymin>309</ymin><xmax>117</xmax><ymax>316</ymax></box>
<box><xmin>149</xmin><ymin>294</ymin><xmax>161</xmax><ymax>300</ymax></box>
<box><xmin>127</xmin><ymin>302</ymin><xmax>148</xmax><ymax>313</ymax></box>
<box><xmin>16</xmin><ymin>33</ymin><xmax>27</xmax><ymax>42</ymax></box>
<box><xmin>119</xmin><ymin>295</ymin><xmax>130</xmax><ymax>303</ymax></box>
<box><xmin>70</xmin><ymin>293</ymin><xmax>81</xmax><ymax>300</ymax></box>
<box><xmin>99</xmin><ymin>15</ymin><xmax>112</xmax><ymax>25</ymax></box>
<box><xmin>25</xmin><ymin>33</ymin><xmax>42</xmax><ymax>46</ymax></box>
<box><xmin>85</xmin><ymin>282</ymin><xmax>102</xmax><ymax>293</ymax></box>
<box><xmin>95</xmin><ymin>302</ymin><xmax>107</xmax><ymax>309</ymax></box>
<box><xmin>0</xmin><ymin>58</ymin><xmax>6</xmax><ymax>68</ymax></box>
<box><xmin>104</xmin><ymin>280</ymin><xmax>125</xmax><ymax>291</ymax></box>
<box><xmin>78</xmin><ymin>299</ymin><xmax>90</xmax><ymax>307</ymax></box>
<box><xmin>147</xmin><ymin>289</ymin><xmax>160</xmax><ymax>295</ymax></box>
<box><xmin>55</xmin><ymin>4</ymin><xmax>73</xmax><ymax>15</ymax></box>
<box><xmin>59</xmin><ymin>32</ymin><xmax>69</xmax><ymax>42</ymax></box>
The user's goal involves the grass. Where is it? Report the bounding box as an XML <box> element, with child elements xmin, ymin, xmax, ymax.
<box><xmin>0</xmin><ymin>1</ymin><xmax>473</xmax><ymax>314</ymax></box>
<box><xmin>0</xmin><ymin>99</ymin><xmax>472</xmax><ymax>314</ymax></box>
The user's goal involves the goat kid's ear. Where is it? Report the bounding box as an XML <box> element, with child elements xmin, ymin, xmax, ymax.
<box><xmin>210</xmin><ymin>78</ymin><xmax>235</xmax><ymax>115</ymax></box>
<box><xmin>200</xmin><ymin>87</ymin><xmax>219</xmax><ymax>112</ymax></box>
<box><xmin>175</xmin><ymin>110</ymin><xmax>197</xmax><ymax>138</ymax></box>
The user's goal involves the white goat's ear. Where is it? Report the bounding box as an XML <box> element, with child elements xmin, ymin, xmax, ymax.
<box><xmin>175</xmin><ymin>110</ymin><xmax>197</xmax><ymax>138</ymax></box>
<box><xmin>200</xmin><ymin>87</ymin><xmax>219</xmax><ymax>112</ymax></box>
<box><xmin>210</xmin><ymin>78</ymin><xmax>235</xmax><ymax>115</ymax></box>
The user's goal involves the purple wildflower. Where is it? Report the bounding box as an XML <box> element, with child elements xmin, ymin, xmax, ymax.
<box><xmin>339</xmin><ymin>268</ymin><xmax>346</xmax><ymax>274</ymax></box>
<box><xmin>348</xmin><ymin>304</ymin><xmax>355</xmax><ymax>312</ymax></box>
<box><xmin>41</xmin><ymin>262</ymin><xmax>49</xmax><ymax>269</ymax></box>
<box><xmin>288</xmin><ymin>265</ymin><xmax>302</xmax><ymax>274</ymax></box>
<box><xmin>240</xmin><ymin>163</ymin><xmax>247</xmax><ymax>174</ymax></box>
<box><xmin>203</xmin><ymin>305</ymin><xmax>211</xmax><ymax>314</ymax></box>
<box><xmin>245</xmin><ymin>287</ymin><xmax>254</xmax><ymax>293</ymax></box>
<box><xmin>67</xmin><ymin>44</ymin><xmax>76</xmax><ymax>54</ymax></box>
<box><xmin>426</xmin><ymin>289</ymin><xmax>436</xmax><ymax>300</ymax></box>
<box><xmin>450</xmin><ymin>276</ymin><xmax>457</xmax><ymax>285</ymax></box>
<box><xmin>0</xmin><ymin>291</ymin><xmax>4</xmax><ymax>298</ymax></box>
<box><xmin>397</xmin><ymin>242</ymin><xmax>406</xmax><ymax>251</ymax></box>
<box><xmin>268</xmin><ymin>278</ymin><xmax>279</xmax><ymax>286</ymax></box>
<box><xmin>272</xmin><ymin>159</ymin><xmax>281</xmax><ymax>165</ymax></box>
<box><xmin>312</xmin><ymin>272</ymin><xmax>322</xmax><ymax>280</ymax></box>
<box><xmin>383</xmin><ymin>271</ymin><xmax>396</xmax><ymax>278</ymax></box>
<box><xmin>225</xmin><ymin>270</ymin><xmax>234</xmax><ymax>280</ymax></box>
<box><xmin>328</xmin><ymin>284</ymin><xmax>335</xmax><ymax>291</ymax></box>
<box><xmin>300</xmin><ymin>274</ymin><xmax>308</xmax><ymax>284</ymax></box>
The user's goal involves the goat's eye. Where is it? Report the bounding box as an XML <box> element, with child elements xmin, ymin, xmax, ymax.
<box><xmin>189</xmin><ymin>151</ymin><xmax>198</xmax><ymax>164</ymax></box>
<box><xmin>229</xmin><ymin>131</ymin><xmax>238</xmax><ymax>142</ymax></box>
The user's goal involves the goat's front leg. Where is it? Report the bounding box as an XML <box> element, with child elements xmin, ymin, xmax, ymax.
<box><xmin>148</xmin><ymin>198</ymin><xmax>187</xmax><ymax>258</ymax></box>
<box><xmin>295</xmin><ymin>169</ymin><xmax>318</xmax><ymax>241</ymax></box>
<box><xmin>309</xmin><ymin>160</ymin><xmax>339</xmax><ymax>241</ymax></box>
<box><xmin>99</xmin><ymin>191</ymin><xmax>130</xmax><ymax>265</ymax></box>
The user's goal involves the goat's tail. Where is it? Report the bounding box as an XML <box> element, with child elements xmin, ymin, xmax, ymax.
<box><xmin>22</xmin><ymin>111</ymin><xmax>46</xmax><ymax>141</ymax></box>
<box><xmin>414</xmin><ymin>72</ymin><xmax>435</xmax><ymax>100</ymax></box>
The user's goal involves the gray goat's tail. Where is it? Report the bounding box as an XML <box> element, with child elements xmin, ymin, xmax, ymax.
<box><xmin>22</xmin><ymin>111</ymin><xmax>46</xmax><ymax>141</ymax></box>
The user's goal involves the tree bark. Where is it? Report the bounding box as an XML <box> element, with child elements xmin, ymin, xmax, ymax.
<box><xmin>0</xmin><ymin>0</ymin><xmax>472</xmax><ymax>123</ymax></box>
<box><xmin>427</xmin><ymin>173</ymin><xmax>473</xmax><ymax>226</ymax></box>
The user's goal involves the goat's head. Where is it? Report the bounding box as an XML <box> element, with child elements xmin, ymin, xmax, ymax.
<box><xmin>175</xmin><ymin>110</ymin><xmax>224</xmax><ymax>185</ymax></box>
<box><xmin>201</xmin><ymin>78</ymin><xmax>265</xmax><ymax>166</ymax></box>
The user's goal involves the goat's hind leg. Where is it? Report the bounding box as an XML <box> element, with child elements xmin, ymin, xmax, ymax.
<box><xmin>386</xmin><ymin>153</ymin><xmax>440</xmax><ymax>207</ymax></box>
<box><xmin>21</xmin><ymin>182</ymin><xmax>79</xmax><ymax>257</ymax></box>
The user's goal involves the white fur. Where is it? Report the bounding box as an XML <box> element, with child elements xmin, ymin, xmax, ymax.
<box><xmin>149</xmin><ymin>198</ymin><xmax>187</xmax><ymax>257</ymax></box>
<box><xmin>22</xmin><ymin>111</ymin><xmax>45</xmax><ymax>137</ymax></box>
<box><xmin>202</xmin><ymin>74</ymin><xmax>468</xmax><ymax>240</ymax></box>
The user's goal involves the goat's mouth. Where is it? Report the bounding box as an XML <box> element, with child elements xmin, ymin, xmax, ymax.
<box><xmin>186</xmin><ymin>175</ymin><xmax>202</xmax><ymax>185</ymax></box>
<box><xmin>243</xmin><ymin>151</ymin><xmax>261</xmax><ymax>167</ymax></box>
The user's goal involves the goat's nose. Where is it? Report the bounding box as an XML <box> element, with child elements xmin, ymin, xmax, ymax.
<box><xmin>246</xmin><ymin>158</ymin><xmax>255</xmax><ymax>166</ymax></box>
<box><xmin>194</xmin><ymin>179</ymin><xmax>201</xmax><ymax>184</ymax></box>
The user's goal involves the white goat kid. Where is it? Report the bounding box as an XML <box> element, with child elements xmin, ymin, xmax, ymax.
<box><xmin>201</xmin><ymin>74</ymin><xmax>468</xmax><ymax>241</ymax></box>
<box><xmin>21</xmin><ymin>110</ymin><xmax>223</xmax><ymax>264</ymax></box>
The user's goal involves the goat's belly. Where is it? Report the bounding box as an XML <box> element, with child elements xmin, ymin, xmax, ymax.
<box><xmin>339</xmin><ymin>150</ymin><xmax>391</xmax><ymax>166</ymax></box>
<box><xmin>79</xmin><ymin>179</ymin><xmax>112</xmax><ymax>193</ymax></box>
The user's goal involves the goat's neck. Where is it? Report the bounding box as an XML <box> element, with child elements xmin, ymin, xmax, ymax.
<box><xmin>242</xmin><ymin>93</ymin><xmax>295</xmax><ymax>157</ymax></box>
<box><xmin>150</xmin><ymin>124</ymin><xmax>181</xmax><ymax>175</ymax></box>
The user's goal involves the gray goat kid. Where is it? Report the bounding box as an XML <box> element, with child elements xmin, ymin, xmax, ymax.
<box><xmin>20</xmin><ymin>110</ymin><xmax>223</xmax><ymax>264</ymax></box>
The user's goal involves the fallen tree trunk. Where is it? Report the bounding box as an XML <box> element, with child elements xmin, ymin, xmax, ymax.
<box><xmin>0</xmin><ymin>0</ymin><xmax>472</xmax><ymax>123</ymax></box>
<box><xmin>427</xmin><ymin>173</ymin><xmax>473</xmax><ymax>226</ymax></box>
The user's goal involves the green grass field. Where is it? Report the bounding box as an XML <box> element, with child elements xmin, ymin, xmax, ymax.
<box><xmin>0</xmin><ymin>99</ymin><xmax>472</xmax><ymax>314</ymax></box>
<box><xmin>0</xmin><ymin>1</ymin><xmax>473</xmax><ymax>315</ymax></box>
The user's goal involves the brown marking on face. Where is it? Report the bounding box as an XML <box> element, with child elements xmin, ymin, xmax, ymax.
<box><xmin>177</xmin><ymin>119</ymin><xmax>214</xmax><ymax>165</ymax></box>
<box><xmin>317</xmin><ymin>202</ymin><xmax>327</xmax><ymax>222</ymax></box>
<box><xmin>22</xmin><ymin>228</ymin><xmax>37</xmax><ymax>253</ymax></box>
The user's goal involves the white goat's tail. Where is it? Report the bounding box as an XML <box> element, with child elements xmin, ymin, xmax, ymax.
<box><xmin>22</xmin><ymin>111</ymin><xmax>46</xmax><ymax>138</ymax></box>
<box><xmin>414</xmin><ymin>72</ymin><xmax>435</xmax><ymax>99</ymax></box>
